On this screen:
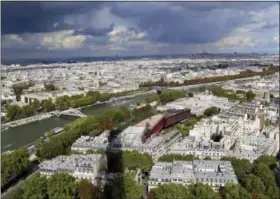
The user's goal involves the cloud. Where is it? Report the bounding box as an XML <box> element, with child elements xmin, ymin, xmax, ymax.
<box><xmin>40</xmin><ymin>30</ymin><xmax>86</xmax><ymax>50</ymax></box>
<box><xmin>261</xmin><ymin>22</ymin><xmax>278</xmax><ymax>29</ymax></box>
<box><xmin>273</xmin><ymin>35</ymin><xmax>279</xmax><ymax>43</ymax></box>
<box><xmin>108</xmin><ymin>26</ymin><xmax>146</xmax><ymax>44</ymax></box>
<box><xmin>110</xmin><ymin>2</ymin><xmax>277</xmax><ymax>45</ymax></box>
<box><xmin>1</xmin><ymin>2</ymin><xmax>104</xmax><ymax>34</ymax></box>
<box><xmin>73</xmin><ymin>24</ymin><xmax>114</xmax><ymax>37</ymax></box>
<box><xmin>2</xmin><ymin>34</ymin><xmax>26</xmax><ymax>48</ymax></box>
<box><xmin>1</xmin><ymin>2</ymin><xmax>279</xmax><ymax>60</ymax></box>
<box><xmin>217</xmin><ymin>36</ymin><xmax>257</xmax><ymax>48</ymax></box>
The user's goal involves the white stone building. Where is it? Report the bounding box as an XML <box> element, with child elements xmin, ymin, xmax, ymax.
<box><xmin>148</xmin><ymin>160</ymin><xmax>238</xmax><ymax>191</ymax></box>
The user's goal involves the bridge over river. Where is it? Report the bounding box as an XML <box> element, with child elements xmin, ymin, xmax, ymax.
<box><xmin>51</xmin><ymin>109</ymin><xmax>87</xmax><ymax>118</ymax></box>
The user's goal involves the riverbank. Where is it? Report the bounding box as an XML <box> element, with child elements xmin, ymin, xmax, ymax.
<box><xmin>2</xmin><ymin>89</ymin><xmax>155</xmax><ymax>128</ymax></box>
<box><xmin>1</xmin><ymin>91</ymin><xmax>156</xmax><ymax>152</ymax></box>
<box><xmin>1</xmin><ymin>116</ymin><xmax>74</xmax><ymax>152</ymax></box>
<box><xmin>2</xmin><ymin>113</ymin><xmax>53</xmax><ymax>129</ymax></box>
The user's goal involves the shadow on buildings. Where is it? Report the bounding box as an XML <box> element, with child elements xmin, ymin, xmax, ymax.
<box><xmin>101</xmin><ymin>129</ymin><xmax>126</xmax><ymax>199</ymax></box>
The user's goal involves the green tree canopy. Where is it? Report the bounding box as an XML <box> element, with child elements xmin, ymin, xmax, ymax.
<box><xmin>111</xmin><ymin>173</ymin><xmax>143</xmax><ymax>199</ymax></box>
<box><xmin>41</xmin><ymin>98</ymin><xmax>55</xmax><ymax>112</ymax></box>
<box><xmin>55</xmin><ymin>95</ymin><xmax>71</xmax><ymax>111</ymax></box>
<box><xmin>203</xmin><ymin>106</ymin><xmax>221</xmax><ymax>117</ymax></box>
<box><xmin>241</xmin><ymin>174</ymin><xmax>265</xmax><ymax>195</ymax></box>
<box><xmin>5</xmin><ymin>187</ymin><xmax>24</xmax><ymax>199</ymax></box>
<box><xmin>221</xmin><ymin>157</ymin><xmax>253</xmax><ymax>180</ymax></box>
<box><xmin>188</xmin><ymin>183</ymin><xmax>220</xmax><ymax>199</ymax></box>
<box><xmin>23</xmin><ymin>173</ymin><xmax>48</xmax><ymax>199</ymax></box>
<box><xmin>152</xmin><ymin>183</ymin><xmax>190</xmax><ymax>199</ymax></box>
<box><xmin>21</xmin><ymin>105</ymin><xmax>35</xmax><ymax>118</ymax></box>
<box><xmin>254</xmin><ymin>155</ymin><xmax>277</xmax><ymax>169</ymax></box>
<box><xmin>1</xmin><ymin>147</ymin><xmax>29</xmax><ymax>186</ymax></box>
<box><xmin>44</xmin><ymin>83</ymin><xmax>56</xmax><ymax>91</ymax></box>
<box><xmin>31</xmin><ymin>99</ymin><xmax>41</xmax><ymax>111</ymax></box>
<box><xmin>158</xmin><ymin>154</ymin><xmax>198</xmax><ymax>162</ymax></box>
<box><xmin>47</xmin><ymin>173</ymin><xmax>78</xmax><ymax>199</ymax></box>
<box><xmin>6</xmin><ymin>104</ymin><xmax>21</xmax><ymax>120</ymax></box>
<box><xmin>253</xmin><ymin>162</ymin><xmax>276</xmax><ymax>187</ymax></box>
<box><xmin>221</xmin><ymin>183</ymin><xmax>251</xmax><ymax>199</ymax></box>
<box><xmin>246</xmin><ymin>90</ymin><xmax>256</xmax><ymax>102</ymax></box>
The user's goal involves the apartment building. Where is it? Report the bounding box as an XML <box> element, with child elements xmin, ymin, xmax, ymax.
<box><xmin>148</xmin><ymin>160</ymin><xmax>238</xmax><ymax>191</ymax></box>
<box><xmin>39</xmin><ymin>154</ymin><xmax>107</xmax><ymax>184</ymax></box>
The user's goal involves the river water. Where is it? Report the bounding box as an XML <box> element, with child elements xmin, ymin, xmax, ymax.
<box><xmin>1</xmin><ymin>93</ymin><xmax>154</xmax><ymax>152</ymax></box>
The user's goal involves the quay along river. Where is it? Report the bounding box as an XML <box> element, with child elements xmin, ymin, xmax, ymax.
<box><xmin>1</xmin><ymin>92</ymin><xmax>154</xmax><ymax>152</ymax></box>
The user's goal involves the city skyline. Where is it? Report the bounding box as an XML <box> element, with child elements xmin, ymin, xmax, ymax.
<box><xmin>2</xmin><ymin>2</ymin><xmax>279</xmax><ymax>60</ymax></box>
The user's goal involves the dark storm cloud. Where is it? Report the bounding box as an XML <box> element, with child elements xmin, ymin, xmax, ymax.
<box><xmin>110</xmin><ymin>2</ymin><xmax>266</xmax><ymax>44</ymax></box>
<box><xmin>2</xmin><ymin>2</ymin><xmax>276</xmax><ymax>44</ymax></box>
<box><xmin>1</xmin><ymin>1</ymin><xmax>278</xmax><ymax>60</ymax></box>
<box><xmin>1</xmin><ymin>2</ymin><xmax>104</xmax><ymax>34</ymax></box>
<box><xmin>73</xmin><ymin>24</ymin><xmax>115</xmax><ymax>37</ymax></box>
<box><xmin>169</xmin><ymin>2</ymin><xmax>275</xmax><ymax>11</ymax></box>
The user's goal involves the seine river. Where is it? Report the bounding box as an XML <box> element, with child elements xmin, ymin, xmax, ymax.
<box><xmin>1</xmin><ymin>93</ymin><xmax>154</xmax><ymax>152</ymax></box>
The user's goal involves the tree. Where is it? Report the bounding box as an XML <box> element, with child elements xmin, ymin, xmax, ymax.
<box><xmin>221</xmin><ymin>157</ymin><xmax>253</xmax><ymax>180</ymax></box>
<box><xmin>6</xmin><ymin>187</ymin><xmax>24</xmax><ymax>199</ymax></box>
<box><xmin>1</xmin><ymin>147</ymin><xmax>29</xmax><ymax>186</ymax></box>
<box><xmin>44</xmin><ymin>83</ymin><xmax>56</xmax><ymax>91</ymax></box>
<box><xmin>107</xmin><ymin>151</ymin><xmax>153</xmax><ymax>173</ymax></box>
<box><xmin>188</xmin><ymin>183</ymin><xmax>220</xmax><ymax>199</ymax></box>
<box><xmin>246</xmin><ymin>90</ymin><xmax>256</xmax><ymax>102</ymax></box>
<box><xmin>12</xmin><ymin>86</ymin><xmax>24</xmax><ymax>101</ymax></box>
<box><xmin>203</xmin><ymin>106</ymin><xmax>221</xmax><ymax>117</ymax></box>
<box><xmin>55</xmin><ymin>95</ymin><xmax>71</xmax><ymax>110</ymax></box>
<box><xmin>221</xmin><ymin>183</ymin><xmax>251</xmax><ymax>199</ymax></box>
<box><xmin>254</xmin><ymin>155</ymin><xmax>277</xmax><ymax>169</ymax></box>
<box><xmin>47</xmin><ymin>173</ymin><xmax>78</xmax><ymax>199</ymax></box>
<box><xmin>31</xmin><ymin>99</ymin><xmax>41</xmax><ymax>111</ymax></box>
<box><xmin>21</xmin><ymin>105</ymin><xmax>35</xmax><ymax>118</ymax></box>
<box><xmin>158</xmin><ymin>154</ymin><xmax>197</xmax><ymax>162</ymax></box>
<box><xmin>253</xmin><ymin>163</ymin><xmax>276</xmax><ymax>187</ymax></box>
<box><xmin>6</xmin><ymin>104</ymin><xmax>21</xmax><ymax>120</ymax></box>
<box><xmin>111</xmin><ymin>173</ymin><xmax>143</xmax><ymax>199</ymax></box>
<box><xmin>158</xmin><ymin>91</ymin><xmax>185</xmax><ymax>104</ymax></box>
<box><xmin>23</xmin><ymin>173</ymin><xmax>48</xmax><ymax>199</ymax></box>
<box><xmin>79</xmin><ymin>179</ymin><xmax>94</xmax><ymax>199</ymax></box>
<box><xmin>236</xmin><ymin>90</ymin><xmax>246</xmax><ymax>94</ymax></box>
<box><xmin>265</xmin><ymin>185</ymin><xmax>280</xmax><ymax>199</ymax></box>
<box><xmin>12</xmin><ymin>82</ymin><xmax>34</xmax><ymax>101</ymax></box>
<box><xmin>153</xmin><ymin>183</ymin><xmax>190</xmax><ymax>199</ymax></box>
<box><xmin>241</xmin><ymin>174</ymin><xmax>265</xmax><ymax>195</ymax></box>
<box><xmin>41</xmin><ymin>98</ymin><xmax>55</xmax><ymax>112</ymax></box>
<box><xmin>123</xmin><ymin>151</ymin><xmax>154</xmax><ymax>172</ymax></box>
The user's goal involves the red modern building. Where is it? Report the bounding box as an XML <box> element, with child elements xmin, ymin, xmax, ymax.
<box><xmin>164</xmin><ymin>108</ymin><xmax>191</xmax><ymax>128</ymax></box>
<box><xmin>135</xmin><ymin>114</ymin><xmax>165</xmax><ymax>142</ymax></box>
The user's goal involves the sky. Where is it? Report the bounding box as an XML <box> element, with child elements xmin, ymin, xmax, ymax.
<box><xmin>1</xmin><ymin>2</ymin><xmax>279</xmax><ymax>60</ymax></box>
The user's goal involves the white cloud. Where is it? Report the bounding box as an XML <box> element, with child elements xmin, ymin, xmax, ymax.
<box><xmin>273</xmin><ymin>35</ymin><xmax>279</xmax><ymax>43</ymax></box>
<box><xmin>6</xmin><ymin>34</ymin><xmax>25</xmax><ymax>43</ymax></box>
<box><xmin>108</xmin><ymin>26</ymin><xmax>146</xmax><ymax>45</ymax></box>
<box><xmin>217</xmin><ymin>36</ymin><xmax>257</xmax><ymax>48</ymax></box>
<box><xmin>2</xmin><ymin>34</ymin><xmax>26</xmax><ymax>48</ymax></box>
<box><xmin>40</xmin><ymin>30</ymin><xmax>86</xmax><ymax>50</ymax></box>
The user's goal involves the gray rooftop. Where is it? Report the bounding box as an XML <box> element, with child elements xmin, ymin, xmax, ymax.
<box><xmin>149</xmin><ymin>160</ymin><xmax>238</xmax><ymax>184</ymax></box>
